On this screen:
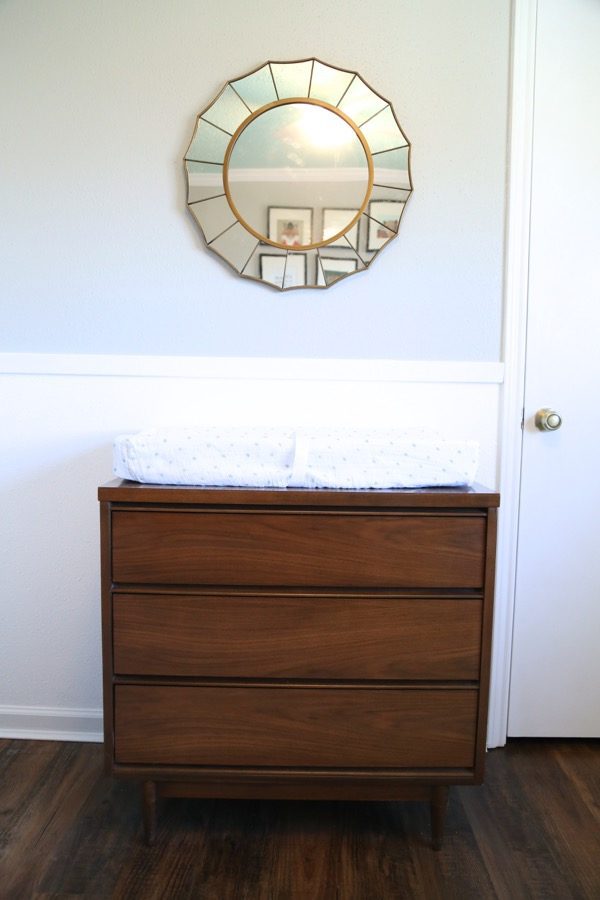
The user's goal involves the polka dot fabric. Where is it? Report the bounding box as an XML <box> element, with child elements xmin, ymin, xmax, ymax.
<box><xmin>113</xmin><ymin>426</ymin><xmax>479</xmax><ymax>489</ymax></box>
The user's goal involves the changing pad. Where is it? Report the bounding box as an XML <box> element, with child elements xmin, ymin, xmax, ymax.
<box><xmin>113</xmin><ymin>426</ymin><xmax>478</xmax><ymax>489</ymax></box>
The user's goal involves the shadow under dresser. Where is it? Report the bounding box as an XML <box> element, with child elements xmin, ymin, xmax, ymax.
<box><xmin>99</xmin><ymin>480</ymin><xmax>499</xmax><ymax>847</ymax></box>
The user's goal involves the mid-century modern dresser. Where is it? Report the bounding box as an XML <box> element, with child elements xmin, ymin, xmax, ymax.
<box><xmin>99</xmin><ymin>480</ymin><xmax>499</xmax><ymax>847</ymax></box>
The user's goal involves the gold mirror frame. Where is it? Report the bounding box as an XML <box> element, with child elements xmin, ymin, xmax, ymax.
<box><xmin>223</xmin><ymin>98</ymin><xmax>374</xmax><ymax>252</ymax></box>
<box><xmin>184</xmin><ymin>58</ymin><xmax>413</xmax><ymax>291</ymax></box>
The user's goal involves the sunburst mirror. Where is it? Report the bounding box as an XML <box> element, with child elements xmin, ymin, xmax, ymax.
<box><xmin>185</xmin><ymin>58</ymin><xmax>412</xmax><ymax>290</ymax></box>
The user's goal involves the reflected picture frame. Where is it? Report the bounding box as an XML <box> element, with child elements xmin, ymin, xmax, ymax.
<box><xmin>268</xmin><ymin>207</ymin><xmax>313</xmax><ymax>248</ymax></box>
<box><xmin>322</xmin><ymin>208</ymin><xmax>359</xmax><ymax>249</ymax></box>
<box><xmin>367</xmin><ymin>200</ymin><xmax>405</xmax><ymax>252</ymax></box>
<box><xmin>317</xmin><ymin>256</ymin><xmax>358</xmax><ymax>287</ymax></box>
<box><xmin>260</xmin><ymin>253</ymin><xmax>307</xmax><ymax>289</ymax></box>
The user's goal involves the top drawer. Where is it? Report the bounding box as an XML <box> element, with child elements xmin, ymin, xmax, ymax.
<box><xmin>111</xmin><ymin>509</ymin><xmax>486</xmax><ymax>588</ymax></box>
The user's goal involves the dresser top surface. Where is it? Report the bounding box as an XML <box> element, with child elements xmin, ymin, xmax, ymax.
<box><xmin>99</xmin><ymin>479</ymin><xmax>499</xmax><ymax>509</ymax></box>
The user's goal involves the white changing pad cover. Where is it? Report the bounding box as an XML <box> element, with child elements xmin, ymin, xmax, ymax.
<box><xmin>113</xmin><ymin>426</ymin><xmax>478</xmax><ymax>489</ymax></box>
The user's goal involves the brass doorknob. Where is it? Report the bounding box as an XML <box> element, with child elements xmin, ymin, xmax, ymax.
<box><xmin>535</xmin><ymin>408</ymin><xmax>562</xmax><ymax>431</ymax></box>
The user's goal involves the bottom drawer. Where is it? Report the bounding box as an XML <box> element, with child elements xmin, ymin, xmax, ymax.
<box><xmin>114</xmin><ymin>685</ymin><xmax>478</xmax><ymax>769</ymax></box>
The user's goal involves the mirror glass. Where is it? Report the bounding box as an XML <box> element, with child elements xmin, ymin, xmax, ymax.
<box><xmin>185</xmin><ymin>59</ymin><xmax>412</xmax><ymax>290</ymax></box>
<box><xmin>226</xmin><ymin>102</ymin><xmax>370</xmax><ymax>248</ymax></box>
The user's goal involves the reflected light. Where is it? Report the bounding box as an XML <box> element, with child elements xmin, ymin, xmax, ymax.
<box><xmin>296</xmin><ymin>104</ymin><xmax>357</xmax><ymax>149</ymax></box>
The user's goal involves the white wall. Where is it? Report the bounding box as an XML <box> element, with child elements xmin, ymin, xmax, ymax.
<box><xmin>0</xmin><ymin>0</ymin><xmax>509</xmax><ymax>359</ymax></box>
<box><xmin>0</xmin><ymin>0</ymin><xmax>510</xmax><ymax>739</ymax></box>
<box><xmin>0</xmin><ymin>356</ymin><xmax>502</xmax><ymax>740</ymax></box>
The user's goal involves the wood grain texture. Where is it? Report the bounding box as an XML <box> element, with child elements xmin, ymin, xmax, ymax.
<box><xmin>99</xmin><ymin>479</ymin><xmax>501</xmax><ymax>508</ymax></box>
<box><xmin>113</xmin><ymin>592</ymin><xmax>483</xmax><ymax>680</ymax></box>
<box><xmin>111</xmin><ymin>510</ymin><xmax>486</xmax><ymax>588</ymax></box>
<box><xmin>1</xmin><ymin>739</ymin><xmax>598</xmax><ymax>899</ymax></box>
<box><xmin>114</xmin><ymin>685</ymin><xmax>478</xmax><ymax>768</ymax></box>
<box><xmin>100</xmin><ymin>500</ymin><xmax>114</xmax><ymax>774</ymax></box>
<box><xmin>110</xmin><ymin>764</ymin><xmax>476</xmax><ymax>792</ymax></box>
<box><xmin>475</xmin><ymin>506</ymin><xmax>498</xmax><ymax>779</ymax></box>
<box><xmin>101</xmin><ymin>482</ymin><xmax>499</xmax><ymax>849</ymax></box>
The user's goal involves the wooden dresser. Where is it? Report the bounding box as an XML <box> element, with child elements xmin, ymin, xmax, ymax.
<box><xmin>99</xmin><ymin>480</ymin><xmax>499</xmax><ymax>847</ymax></box>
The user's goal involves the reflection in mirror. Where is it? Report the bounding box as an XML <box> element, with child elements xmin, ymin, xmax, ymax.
<box><xmin>283</xmin><ymin>253</ymin><xmax>308</xmax><ymax>289</ymax></box>
<box><xmin>373</xmin><ymin>145</ymin><xmax>411</xmax><ymax>189</ymax></box>
<box><xmin>258</xmin><ymin>252</ymin><xmax>287</xmax><ymax>288</ymax></box>
<box><xmin>370</xmin><ymin>185</ymin><xmax>411</xmax><ymax>206</ymax></box>
<box><xmin>210</xmin><ymin>222</ymin><xmax>259</xmax><ymax>273</ymax></box>
<box><xmin>187</xmin><ymin>161</ymin><xmax>225</xmax><ymax>204</ymax></box>
<box><xmin>189</xmin><ymin>194</ymin><xmax>237</xmax><ymax>244</ymax></box>
<box><xmin>270</xmin><ymin>60</ymin><xmax>312</xmax><ymax>99</ymax></box>
<box><xmin>201</xmin><ymin>85</ymin><xmax>249</xmax><ymax>136</ymax></box>
<box><xmin>367</xmin><ymin>199</ymin><xmax>404</xmax><ymax>243</ymax></box>
<box><xmin>309</xmin><ymin>60</ymin><xmax>354</xmax><ymax>107</ymax></box>
<box><xmin>230</xmin><ymin>64</ymin><xmax>277</xmax><ymax>112</ymax></box>
<box><xmin>301</xmin><ymin>249</ymin><xmax>322</xmax><ymax>287</ymax></box>
<box><xmin>317</xmin><ymin>247</ymin><xmax>366</xmax><ymax>286</ymax></box>
<box><xmin>226</xmin><ymin>102</ymin><xmax>370</xmax><ymax>248</ymax></box>
<box><xmin>185</xmin><ymin>59</ymin><xmax>412</xmax><ymax>289</ymax></box>
<box><xmin>186</xmin><ymin>119</ymin><xmax>231</xmax><ymax>164</ymax></box>
<box><xmin>361</xmin><ymin>209</ymin><xmax>397</xmax><ymax>258</ymax></box>
<box><xmin>361</xmin><ymin>106</ymin><xmax>408</xmax><ymax>155</ymax></box>
<box><xmin>322</xmin><ymin>208</ymin><xmax>359</xmax><ymax>247</ymax></box>
<box><xmin>338</xmin><ymin>77</ymin><xmax>388</xmax><ymax>127</ymax></box>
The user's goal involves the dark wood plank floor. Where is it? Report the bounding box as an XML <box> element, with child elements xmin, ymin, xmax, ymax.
<box><xmin>0</xmin><ymin>739</ymin><xmax>598</xmax><ymax>899</ymax></box>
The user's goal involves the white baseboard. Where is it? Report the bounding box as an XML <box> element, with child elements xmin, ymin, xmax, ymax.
<box><xmin>0</xmin><ymin>705</ymin><xmax>103</xmax><ymax>743</ymax></box>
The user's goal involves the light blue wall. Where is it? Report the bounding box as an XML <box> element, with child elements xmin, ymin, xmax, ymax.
<box><xmin>0</xmin><ymin>0</ymin><xmax>509</xmax><ymax>359</ymax></box>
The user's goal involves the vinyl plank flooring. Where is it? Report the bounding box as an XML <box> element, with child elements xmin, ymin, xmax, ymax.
<box><xmin>554</xmin><ymin>741</ymin><xmax>600</xmax><ymax>825</ymax></box>
<box><xmin>460</xmin><ymin>741</ymin><xmax>600</xmax><ymax>900</ymax></box>
<box><xmin>0</xmin><ymin>741</ymin><xmax>101</xmax><ymax>899</ymax></box>
<box><xmin>461</xmin><ymin>749</ymin><xmax>574</xmax><ymax>899</ymax></box>
<box><xmin>0</xmin><ymin>739</ymin><xmax>598</xmax><ymax>899</ymax></box>
<box><xmin>37</xmin><ymin>777</ymin><xmax>141</xmax><ymax>897</ymax></box>
<box><xmin>502</xmin><ymin>742</ymin><xmax>600</xmax><ymax>899</ymax></box>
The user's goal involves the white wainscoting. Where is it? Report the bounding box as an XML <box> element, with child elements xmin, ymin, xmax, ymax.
<box><xmin>0</xmin><ymin>354</ymin><xmax>503</xmax><ymax>743</ymax></box>
<box><xmin>1</xmin><ymin>353</ymin><xmax>504</xmax><ymax>383</ymax></box>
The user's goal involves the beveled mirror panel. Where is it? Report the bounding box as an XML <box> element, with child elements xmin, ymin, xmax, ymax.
<box><xmin>185</xmin><ymin>59</ymin><xmax>412</xmax><ymax>290</ymax></box>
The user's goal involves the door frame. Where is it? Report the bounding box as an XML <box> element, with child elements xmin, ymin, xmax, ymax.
<box><xmin>486</xmin><ymin>0</ymin><xmax>537</xmax><ymax>748</ymax></box>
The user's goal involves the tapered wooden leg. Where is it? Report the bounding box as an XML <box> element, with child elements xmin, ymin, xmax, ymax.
<box><xmin>142</xmin><ymin>780</ymin><xmax>158</xmax><ymax>845</ymax></box>
<box><xmin>430</xmin><ymin>786</ymin><xmax>449</xmax><ymax>850</ymax></box>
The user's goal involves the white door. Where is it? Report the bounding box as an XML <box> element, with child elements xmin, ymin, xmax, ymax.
<box><xmin>508</xmin><ymin>0</ymin><xmax>600</xmax><ymax>736</ymax></box>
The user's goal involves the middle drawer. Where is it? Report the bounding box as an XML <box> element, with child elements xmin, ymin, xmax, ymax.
<box><xmin>113</xmin><ymin>593</ymin><xmax>482</xmax><ymax>680</ymax></box>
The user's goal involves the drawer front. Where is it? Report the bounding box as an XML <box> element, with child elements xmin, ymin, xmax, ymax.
<box><xmin>111</xmin><ymin>511</ymin><xmax>486</xmax><ymax>588</ymax></box>
<box><xmin>113</xmin><ymin>593</ymin><xmax>483</xmax><ymax>680</ymax></box>
<box><xmin>114</xmin><ymin>685</ymin><xmax>478</xmax><ymax>769</ymax></box>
